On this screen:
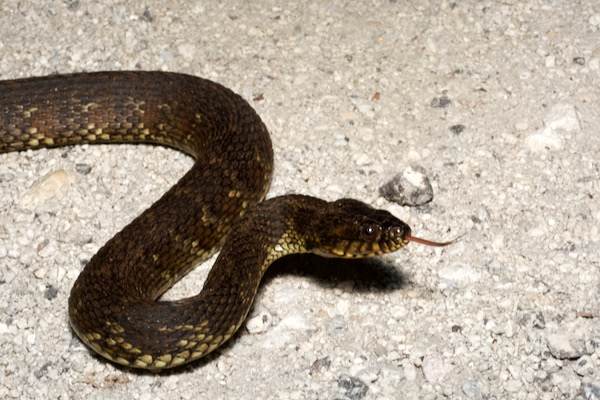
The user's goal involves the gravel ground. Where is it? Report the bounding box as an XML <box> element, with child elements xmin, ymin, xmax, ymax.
<box><xmin>1</xmin><ymin>1</ymin><xmax>599</xmax><ymax>399</ymax></box>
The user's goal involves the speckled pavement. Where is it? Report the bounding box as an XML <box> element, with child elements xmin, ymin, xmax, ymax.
<box><xmin>1</xmin><ymin>1</ymin><xmax>599</xmax><ymax>399</ymax></box>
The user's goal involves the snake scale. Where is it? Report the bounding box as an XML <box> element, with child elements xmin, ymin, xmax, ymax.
<box><xmin>0</xmin><ymin>71</ymin><xmax>452</xmax><ymax>370</ymax></box>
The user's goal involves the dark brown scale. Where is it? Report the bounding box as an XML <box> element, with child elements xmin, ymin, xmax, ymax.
<box><xmin>0</xmin><ymin>71</ymin><xmax>453</xmax><ymax>370</ymax></box>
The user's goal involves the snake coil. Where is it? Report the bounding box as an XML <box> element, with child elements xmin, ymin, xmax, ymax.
<box><xmin>0</xmin><ymin>72</ymin><xmax>452</xmax><ymax>370</ymax></box>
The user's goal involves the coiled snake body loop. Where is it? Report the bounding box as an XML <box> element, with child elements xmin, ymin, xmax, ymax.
<box><xmin>0</xmin><ymin>72</ymin><xmax>451</xmax><ymax>370</ymax></box>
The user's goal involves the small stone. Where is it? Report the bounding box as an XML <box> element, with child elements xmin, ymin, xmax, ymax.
<box><xmin>422</xmin><ymin>354</ymin><xmax>453</xmax><ymax>384</ymax></box>
<box><xmin>337</xmin><ymin>375</ymin><xmax>369</xmax><ymax>400</ymax></box>
<box><xmin>430</xmin><ymin>96</ymin><xmax>451</xmax><ymax>108</ymax></box>
<box><xmin>33</xmin><ymin>268</ymin><xmax>47</xmax><ymax>279</ymax></box>
<box><xmin>38</xmin><ymin>241</ymin><xmax>57</xmax><ymax>258</ymax></box>
<box><xmin>379</xmin><ymin>165</ymin><xmax>433</xmax><ymax>206</ymax></box>
<box><xmin>327</xmin><ymin>315</ymin><xmax>347</xmax><ymax>332</ymax></box>
<box><xmin>505</xmin><ymin>379</ymin><xmax>522</xmax><ymax>392</ymax></box>
<box><xmin>403</xmin><ymin>362</ymin><xmax>417</xmax><ymax>381</ymax></box>
<box><xmin>177</xmin><ymin>42</ymin><xmax>197</xmax><ymax>61</ymax></box>
<box><xmin>515</xmin><ymin>121</ymin><xmax>529</xmax><ymax>131</ymax></box>
<box><xmin>543</xmin><ymin>103</ymin><xmax>581</xmax><ymax>132</ymax></box>
<box><xmin>547</xmin><ymin>333</ymin><xmax>589</xmax><ymax>359</ymax></box>
<box><xmin>524</xmin><ymin>127</ymin><xmax>564</xmax><ymax>152</ymax></box>
<box><xmin>438</xmin><ymin>264</ymin><xmax>479</xmax><ymax>284</ymax></box>
<box><xmin>590</xmin><ymin>13</ymin><xmax>600</xmax><ymax>28</ymax></box>
<box><xmin>574</xmin><ymin>355</ymin><xmax>595</xmax><ymax>377</ymax></box>
<box><xmin>246</xmin><ymin>310</ymin><xmax>273</xmax><ymax>334</ymax></box>
<box><xmin>75</xmin><ymin>163</ymin><xmax>92</xmax><ymax>175</ymax></box>
<box><xmin>19</xmin><ymin>170</ymin><xmax>77</xmax><ymax>210</ymax></box>
<box><xmin>354</xmin><ymin>153</ymin><xmax>371</xmax><ymax>166</ymax></box>
<box><xmin>579</xmin><ymin>383</ymin><xmax>600</xmax><ymax>400</ymax></box>
<box><xmin>356</xmin><ymin>368</ymin><xmax>378</xmax><ymax>383</ymax></box>
<box><xmin>44</xmin><ymin>286</ymin><xmax>59</xmax><ymax>300</ymax></box>
<box><xmin>462</xmin><ymin>380</ymin><xmax>483</xmax><ymax>399</ymax></box>
<box><xmin>505</xmin><ymin>320</ymin><xmax>516</xmax><ymax>338</ymax></box>
<box><xmin>442</xmin><ymin>385</ymin><xmax>454</xmax><ymax>397</ymax></box>
<box><xmin>449</xmin><ymin>124</ymin><xmax>465</xmax><ymax>135</ymax></box>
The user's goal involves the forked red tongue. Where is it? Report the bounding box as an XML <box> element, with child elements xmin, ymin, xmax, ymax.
<box><xmin>405</xmin><ymin>235</ymin><xmax>457</xmax><ymax>247</ymax></box>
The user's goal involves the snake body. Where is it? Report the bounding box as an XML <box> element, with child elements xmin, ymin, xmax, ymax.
<box><xmin>0</xmin><ymin>72</ymin><xmax>445</xmax><ymax>370</ymax></box>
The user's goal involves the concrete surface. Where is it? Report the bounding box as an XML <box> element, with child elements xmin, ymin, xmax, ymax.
<box><xmin>1</xmin><ymin>1</ymin><xmax>599</xmax><ymax>399</ymax></box>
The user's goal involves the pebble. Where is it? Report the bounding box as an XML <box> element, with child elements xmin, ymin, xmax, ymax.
<box><xmin>379</xmin><ymin>165</ymin><xmax>433</xmax><ymax>206</ymax></box>
<box><xmin>402</xmin><ymin>362</ymin><xmax>418</xmax><ymax>381</ymax></box>
<box><xmin>74</xmin><ymin>163</ymin><xmax>92</xmax><ymax>175</ymax></box>
<box><xmin>524</xmin><ymin>127</ymin><xmax>564</xmax><ymax>152</ymax></box>
<box><xmin>18</xmin><ymin>170</ymin><xmax>77</xmax><ymax>210</ymax></box>
<box><xmin>354</xmin><ymin>153</ymin><xmax>371</xmax><ymax>166</ymax></box>
<box><xmin>33</xmin><ymin>268</ymin><xmax>47</xmax><ymax>279</ymax></box>
<box><xmin>356</xmin><ymin>368</ymin><xmax>378</xmax><ymax>383</ymax></box>
<box><xmin>422</xmin><ymin>354</ymin><xmax>453</xmax><ymax>384</ymax></box>
<box><xmin>573</xmin><ymin>355</ymin><xmax>595</xmax><ymax>377</ymax></box>
<box><xmin>547</xmin><ymin>333</ymin><xmax>590</xmax><ymax>360</ymax></box>
<box><xmin>430</xmin><ymin>96</ymin><xmax>451</xmax><ymax>108</ymax></box>
<box><xmin>524</xmin><ymin>103</ymin><xmax>581</xmax><ymax>152</ymax></box>
<box><xmin>246</xmin><ymin>310</ymin><xmax>273</xmax><ymax>334</ymax></box>
<box><xmin>38</xmin><ymin>241</ymin><xmax>57</xmax><ymax>258</ymax></box>
<box><xmin>543</xmin><ymin>103</ymin><xmax>581</xmax><ymax>132</ymax></box>
<box><xmin>438</xmin><ymin>263</ymin><xmax>480</xmax><ymax>284</ymax></box>
<box><xmin>337</xmin><ymin>375</ymin><xmax>369</xmax><ymax>400</ymax></box>
<box><xmin>177</xmin><ymin>42</ymin><xmax>197</xmax><ymax>61</ymax></box>
<box><xmin>327</xmin><ymin>315</ymin><xmax>347</xmax><ymax>332</ymax></box>
<box><xmin>505</xmin><ymin>379</ymin><xmax>522</xmax><ymax>392</ymax></box>
<box><xmin>579</xmin><ymin>383</ymin><xmax>600</xmax><ymax>400</ymax></box>
<box><xmin>462</xmin><ymin>380</ymin><xmax>483</xmax><ymax>399</ymax></box>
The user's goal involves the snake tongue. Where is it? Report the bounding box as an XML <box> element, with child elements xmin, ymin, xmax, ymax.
<box><xmin>405</xmin><ymin>235</ymin><xmax>457</xmax><ymax>247</ymax></box>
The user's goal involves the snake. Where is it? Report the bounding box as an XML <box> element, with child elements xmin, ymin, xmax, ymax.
<box><xmin>0</xmin><ymin>71</ymin><xmax>453</xmax><ymax>371</ymax></box>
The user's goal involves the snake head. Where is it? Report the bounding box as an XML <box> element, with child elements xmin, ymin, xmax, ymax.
<box><xmin>309</xmin><ymin>198</ymin><xmax>412</xmax><ymax>258</ymax></box>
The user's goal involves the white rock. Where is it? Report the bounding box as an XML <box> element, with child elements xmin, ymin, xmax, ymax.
<box><xmin>515</xmin><ymin>121</ymin><xmax>529</xmax><ymax>131</ymax></box>
<box><xmin>543</xmin><ymin>103</ymin><xmax>580</xmax><ymax>132</ymax></box>
<box><xmin>505</xmin><ymin>379</ymin><xmax>522</xmax><ymax>392</ymax></box>
<box><xmin>354</xmin><ymin>153</ymin><xmax>371</xmax><ymax>166</ymax></box>
<box><xmin>19</xmin><ymin>170</ymin><xmax>76</xmax><ymax>210</ymax></box>
<box><xmin>278</xmin><ymin>314</ymin><xmax>311</xmax><ymax>331</ymax></box>
<box><xmin>38</xmin><ymin>241</ymin><xmax>57</xmax><ymax>258</ymax></box>
<box><xmin>403</xmin><ymin>362</ymin><xmax>417</xmax><ymax>381</ymax></box>
<box><xmin>422</xmin><ymin>354</ymin><xmax>453</xmax><ymax>384</ymax></box>
<box><xmin>573</xmin><ymin>355</ymin><xmax>595</xmax><ymax>376</ymax></box>
<box><xmin>547</xmin><ymin>333</ymin><xmax>589</xmax><ymax>359</ymax></box>
<box><xmin>33</xmin><ymin>267</ymin><xmax>48</xmax><ymax>279</ymax></box>
<box><xmin>246</xmin><ymin>310</ymin><xmax>273</xmax><ymax>334</ymax></box>
<box><xmin>177</xmin><ymin>43</ymin><xmax>197</xmax><ymax>61</ymax></box>
<box><xmin>438</xmin><ymin>263</ymin><xmax>479</xmax><ymax>283</ymax></box>
<box><xmin>524</xmin><ymin>127</ymin><xmax>564</xmax><ymax>152</ymax></box>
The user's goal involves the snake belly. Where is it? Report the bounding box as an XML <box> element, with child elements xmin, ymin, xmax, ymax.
<box><xmin>0</xmin><ymin>72</ymin><xmax>274</xmax><ymax>369</ymax></box>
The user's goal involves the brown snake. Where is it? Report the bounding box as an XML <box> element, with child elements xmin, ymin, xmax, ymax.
<box><xmin>0</xmin><ymin>71</ymin><xmax>453</xmax><ymax>370</ymax></box>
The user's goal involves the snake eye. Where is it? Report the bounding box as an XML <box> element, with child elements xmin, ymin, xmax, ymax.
<box><xmin>361</xmin><ymin>223</ymin><xmax>378</xmax><ymax>242</ymax></box>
